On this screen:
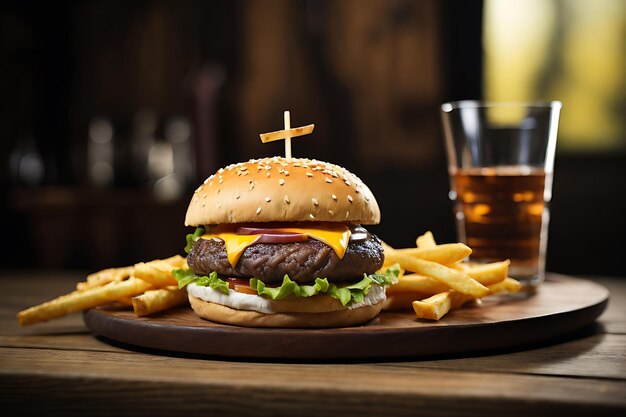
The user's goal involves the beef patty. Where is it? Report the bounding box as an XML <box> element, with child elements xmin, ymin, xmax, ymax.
<box><xmin>187</xmin><ymin>234</ymin><xmax>384</xmax><ymax>284</ymax></box>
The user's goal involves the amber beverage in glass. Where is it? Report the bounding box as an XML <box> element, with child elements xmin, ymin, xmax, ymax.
<box><xmin>441</xmin><ymin>102</ymin><xmax>561</xmax><ymax>290</ymax></box>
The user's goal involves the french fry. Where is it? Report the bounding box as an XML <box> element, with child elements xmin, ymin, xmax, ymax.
<box><xmin>416</xmin><ymin>231</ymin><xmax>437</xmax><ymax>248</ymax></box>
<box><xmin>386</xmin><ymin>274</ymin><xmax>449</xmax><ymax>296</ymax></box>
<box><xmin>413</xmin><ymin>277</ymin><xmax>521</xmax><ymax>320</ymax></box>
<box><xmin>487</xmin><ymin>277</ymin><xmax>521</xmax><ymax>294</ymax></box>
<box><xmin>413</xmin><ymin>293</ymin><xmax>450</xmax><ymax>320</ymax></box>
<box><xmin>381</xmin><ymin>241</ymin><xmax>396</xmax><ymax>256</ymax></box>
<box><xmin>133</xmin><ymin>255</ymin><xmax>186</xmax><ymax>287</ymax></box>
<box><xmin>132</xmin><ymin>287</ymin><xmax>188</xmax><ymax>317</ymax></box>
<box><xmin>392</xmin><ymin>243</ymin><xmax>471</xmax><ymax>265</ymax></box>
<box><xmin>381</xmin><ymin>241</ymin><xmax>400</xmax><ymax>270</ymax></box>
<box><xmin>388</xmin><ymin>252</ymin><xmax>489</xmax><ymax>297</ymax></box>
<box><xmin>17</xmin><ymin>277</ymin><xmax>152</xmax><ymax>326</ymax></box>
<box><xmin>413</xmin><ymin>291</ymin><xmax>475</xmax><ymax>320</ymax></box>
<box><xmin>85</xmin><ymin>265</ymin><xmax>134</xmax><ymax>289</ymax></box>
<box><xmin>462</xmin><ymin>260</ymin><xmax>510</xmax><ymax>286</ymax></box>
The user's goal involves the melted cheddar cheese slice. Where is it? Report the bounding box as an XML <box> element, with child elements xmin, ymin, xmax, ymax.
<box><xmin>200</xmin><ymin>223</ymin><xmax>351</xmax><ymax>267</ymax></box>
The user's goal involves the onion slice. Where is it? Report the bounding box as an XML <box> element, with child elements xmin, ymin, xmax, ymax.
<box><xmin>256</xmin><ymin>233</ymin><xmax>309</xmax><ymax>244</ymax></box>
<box><xmin>236</xmin><ymin>226</ymin><xmax>308</xmax><ymax>243</ymax></box>
<box><xmin>237</xmin><ymin>226</ymin><xmax>296</xmax><ymax>235</ymax></box>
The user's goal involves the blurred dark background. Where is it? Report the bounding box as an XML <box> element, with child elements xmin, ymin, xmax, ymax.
<box><xmin>1</xmin><ymin>0</ymin><xmax>625</xmax><ymax>276</ymax></box>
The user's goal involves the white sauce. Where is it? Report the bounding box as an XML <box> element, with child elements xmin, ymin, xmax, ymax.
<box><xmin>187</xmin><ymin>282</ymin><xmax>386</xmax><ymax>314</ymax></box>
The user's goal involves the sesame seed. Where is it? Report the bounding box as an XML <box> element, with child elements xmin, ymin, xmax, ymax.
<box><xmin>325</xmin><ymin>178</ymin><xmax>333</xmax><ymax>183</ymax></box>
<box><xmin>203</xmin><ymin>179</ymin><xmax>209</xmax><ymax>184</ymax></box>
<box><xmin>307</xmin><ymin>172</ymin><xmax>313</xmax><ymax>177</ymax></box>
<box><xmin>240</xmin><ymin>166</ymin><xmax>247</xmax><ymax>171</ymax></box>
<box><xmin>202</xmin><ymin>202</ymin><xmax>206</xmax><ymax>207</ymax></box>
<box><xmin>256</xmin><ymin>207</ymin><xmax>262</xmax><ymax>214</ymax></box>
<box><xmin>265</xmin><ymin>165</ymin><xmax>271</xmax><ymax>170</ymax></box>
<box><xmin>209</xmin><ymin>182</ymin><xmax>213</xmax><ymax>186</ymax></box>
<box><xmin>293</xmin><ymin>163</ymin><xmax>301</xmax><ymax>167</ymax></box>
<box><xmin>328</xmin><ymin>209</ymin><xmax>334</xmax><ymax>215</ymax></box>
<box><xmin>284</xmin><ymin>170</ymin><xmax>290</xmax><ymax>176</ymax></box>
<box><xmin>312</xmin><ymin>198</ymin><xmax>319</xmax><ymax>206</ymax></box>
<box><xmin>364</xmin><ymin>195</ymin><xmax>370</xmax><ymax>201</ymax></box>
<box><xmin>355</xmin><ymin>188</ymin><xmax>360</xmax><ymax>193</ymax></box>
<box><xmin>249</xmin><ymin>182</ymin><xmax>255</xmax><ymax>190</ymax></box>
<box><xmin>345</xmin><ymin>211</ymin><xmax>350</xmax><ymax>219</ymax></box>
<box><xmin>217</xmin><ymin>189</ymin><xmax>221</xmax><ymax>194</ymax></box>
<box><xmin>235</xmin><ymin>192</ymin><xmax>240</xmax><ymax>199</ymax></box>
<box><xmin>267</xmin><ymin>172</ymin><xmax>271</xmax><ymax>177</ymax></box>
<box><xmin>218</xmin><ymin>168</ymin><xmax>224</xmax><ymax>173</ymax></box>
<box><xmin>242</xmin><ymin>171</ymin><xmax>249</xmax><ymax>176</ymax></box>
<box><xmin>265</xmin><ymin>196</ymin><xmax>271</xmax><ymax>202</ymax></box>
<box><xmin>219</xmin><ymin>179</ymin><xmax>223</xmax><ymax>184</ymax></box>
<box><xmin>345</xmin><ymin>180</ymin><xmax>351</xmax><ymax>186</ymax></box>
<box><xmin>332</xmin><ymin>194</ymin><xmax>337</xmax><ymax>201</ymax></box>
<box><xmin>309</xmin><ymin>213</ymin><xmax>315</xmax><ymax>219</ymax></box>
<box><xmin>202</xmin><ymin>194</ymin><xmax>207</xmax><ymax>198</ymax></box>
<box><xmin>347</xmin><ymin>195</ymin><xmax>353</xmax><ymax>203</ymax></box>
<box><xmin>284</xmin><ymin>195</ymin><xmax>290</xmax><ymax>204</ymax></box>
<box><xmin>279</xmin><ymin>179</ymin><xmax>285</xmax><ymax>186</ymax></box>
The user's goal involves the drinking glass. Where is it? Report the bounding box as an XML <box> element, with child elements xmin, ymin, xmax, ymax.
<box><xmin>441</xmin><ymin>100</ymin><xmax>561</xmax><ymax>290</ymax></box>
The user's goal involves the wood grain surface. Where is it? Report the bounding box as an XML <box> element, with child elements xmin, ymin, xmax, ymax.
<box><xmin>1</xmin><ymin>271</ymin><xmax>625</xmax><ymax>417</ymax></box>
<box><xmin>81</xmin><ymin>274</ymin><xmax>608</xmax><ymax>359</ymax></box>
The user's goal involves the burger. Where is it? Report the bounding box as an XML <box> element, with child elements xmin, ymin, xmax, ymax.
<box><xmin>174</xmin><ymin>156</ymin><xmax>399</xmax><ymax>328</ymax></box>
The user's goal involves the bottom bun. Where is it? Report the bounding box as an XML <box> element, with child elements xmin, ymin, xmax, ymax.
<box><xmin>188</xmin><ymin>294</ymin><xmax>384</xmax><ymax>328</ymax></box>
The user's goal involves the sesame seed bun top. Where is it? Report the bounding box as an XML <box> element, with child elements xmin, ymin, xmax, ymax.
<box><xmin>185</xmin><ymin>157</ymin><xmax>381</xmax><ymax>226</ymax></box>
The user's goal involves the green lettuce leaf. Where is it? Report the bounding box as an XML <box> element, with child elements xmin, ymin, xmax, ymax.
<box><xmin>172</xmin><ymin>264</ymin><xmax>402</xmax><ymax>307</ymax></box>
<box><xmin>172</xmin><ymin>268</ymin><xmax>230</xmax><ymax>294</ymax></box>
<box><xmin>250</xmin><ymin>276</ymin><xmax>330</xmax><ymax>300</ymax></box>
<box><xmin>250</xmin><ymin>264</ymin><xmax>401</xmax><ymax>306</ymax></box>
<box><xmin>184</xmin><ymin>226</ymin><xmax>205</xmax><ymax>254</ymax></box>
<box><xmin>367</xmin><ymin>263</ymin><xmax>402</xmax><ymax>286</ymax></box>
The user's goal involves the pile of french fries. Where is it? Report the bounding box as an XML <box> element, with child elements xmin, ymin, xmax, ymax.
<box><xmin>17</xmin><ymin>255</ymin><xmax>189</xmax><ymax>326</ymax></box>
<box><xmin>382</xmin><ymin>232</ymin><xmax>521</xmax><ymax>320</ymax></box>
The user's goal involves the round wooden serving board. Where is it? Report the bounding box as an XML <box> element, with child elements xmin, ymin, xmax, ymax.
<box><xmin>83</xmin><ymin>274</ymin><xmax>608</xmax><ymax>359</ymax></box>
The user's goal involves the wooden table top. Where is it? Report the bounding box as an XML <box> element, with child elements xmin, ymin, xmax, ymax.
<box><xmin>1</xmin><ymin>271</ymin><xmax>625</xmax><ymax>416</ymax></box>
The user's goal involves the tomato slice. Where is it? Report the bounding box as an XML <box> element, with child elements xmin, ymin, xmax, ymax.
<box><xmin>227</xmin><ymin>278</ymin><xmax>258</xmax><ymax>295</ymax></box>
<box><xmin>233</xmin><ymin>284</ymin><xmax>258</xmax><ymax>295</ymax></box>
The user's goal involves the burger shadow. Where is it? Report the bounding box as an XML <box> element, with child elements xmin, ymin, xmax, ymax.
<box><xmin>93</xmin><ymin>321</ymin><xmax>604</xmax><ymax>365</ymax></box>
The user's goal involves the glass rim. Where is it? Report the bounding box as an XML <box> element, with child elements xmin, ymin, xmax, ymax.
<box><xmin>441</xmin><ymin>100</ymin><xmax>562</xmax><ymax>113</ymax></box>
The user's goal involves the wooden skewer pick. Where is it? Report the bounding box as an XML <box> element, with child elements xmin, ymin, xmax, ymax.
<box><xmin>284</xmin><ymin>111</ymin><xmax>292</xmax><ymax>160</ymax></box>
<box><xmin>259</xmin><ymin>112</ymin><xmax>315</xmax><ymax>161</ymax></box>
